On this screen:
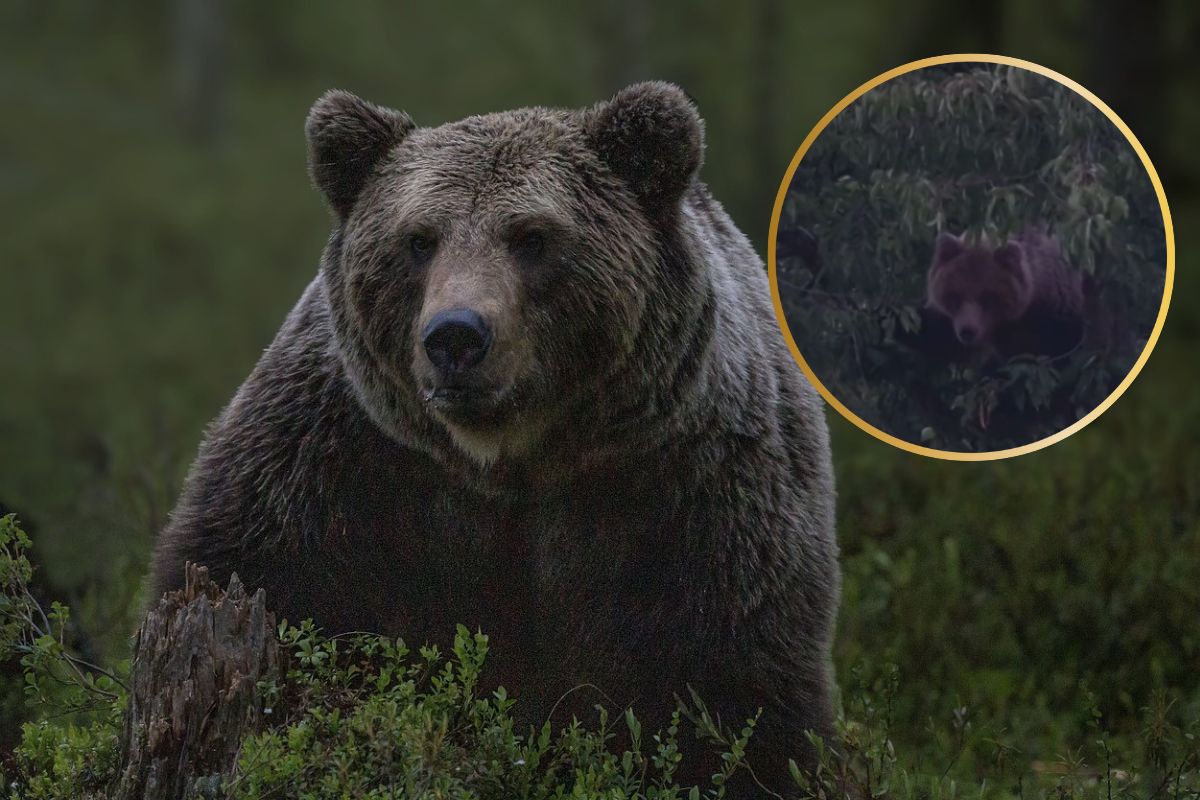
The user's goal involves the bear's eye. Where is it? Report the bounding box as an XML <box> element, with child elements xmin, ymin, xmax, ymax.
<box><xmin>409</xmin><ymin>233</ymin><xmax>436</xmax><ymax>259</ymax></box>
<box><xmin>512</xmin><ymin>231</ymin><xmax>546</xmax><ymax>260</ymax></box>
<box><xmin>979</xmin><ymin>291</ymin><xmax>1000</xmax><ymax>310</ymax></box>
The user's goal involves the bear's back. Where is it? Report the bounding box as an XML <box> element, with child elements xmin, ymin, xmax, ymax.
<box><xmin>1016</xmin><ymin>229</ymin><xmax>1085</xmax><ymax>318</ymax></box>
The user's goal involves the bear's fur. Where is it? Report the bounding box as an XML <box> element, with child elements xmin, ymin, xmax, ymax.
<box><xmin>924</xmin><ymin>229</ymin><xmax>1087</xmax><ymax>358</ymax></box>
<box><xmin>151</xmin><ymin>83</ymin><xmax>839</xmax><ymax>791</ymax></box>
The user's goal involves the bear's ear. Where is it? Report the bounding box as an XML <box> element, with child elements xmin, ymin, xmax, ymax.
<box><xmin>994</xmin><ymin>242</ymin><xmax>1026</xmax><ymax>275</ymax></box>
<box><xmin>585</xmin><ymin>81</ymin><xmax>705</xmax><ymax>218</ymax></box>
<box><xmin>306</xmin><ymin>90</ymin><xmax>415</xmax><ymax>219</ymax></box>
<box><xmin>931</xmin><ymin>232</ymin><xmax>964</xmax><ymax>266</ymax></box>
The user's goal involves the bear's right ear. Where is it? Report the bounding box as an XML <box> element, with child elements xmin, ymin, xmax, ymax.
<box><xmin>993</xmin><ymin>241</ymin><xmax>1026</xmax><ymax>273</ymax></box>
<box><xmin>585</xmin><ymin>81</ymin><xmax>705</xmax><ymax>219</ymax></box>
<box><xmin>305</xmin><ymin>90</ymin><xmax>415</xmax><ymax>219</ymax></box>
<box><xmin>931</xmin><ymin>232</ymin><xmax>964</xmax><ymax>266</ymax></box>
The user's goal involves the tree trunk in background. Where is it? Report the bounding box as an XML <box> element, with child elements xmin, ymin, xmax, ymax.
<box><xmin>592</xmin><ymin>0</ymin><xmax>651</xmax><ymax>94</ymax></box>
<box><xmin>174</xmin><ymin>0</ymin><xmax>226</xmax><ymax>145</ymax></box>
<box><xmin>886</xmin><ymin>0</ymin><xmax>1003</xmax><ymax>71</ymax></box>
<box><xmin>1087</xmin><ymin>0</ymin><xmax>1167</xmax><ymax>169</ymax></box>
<box><xmin>112</xmin><ymin>565</ymin><xmax>278</xmax><ymax>800</ymax></box>
<box><xmin>750</xmin><ymin>0</ymin><xmax>783</xmax><ymax>242</ymax></box>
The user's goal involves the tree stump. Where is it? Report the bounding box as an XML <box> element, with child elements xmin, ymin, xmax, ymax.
<box><xmin>112</xmin><ymin>564</ymin><xmax>278</xmax><ymax>800</ymax></box>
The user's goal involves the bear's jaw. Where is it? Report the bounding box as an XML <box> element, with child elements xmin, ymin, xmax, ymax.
<box><xmin>437</xmin><ymin>413</ymin><xmax>552</xmax><ymax>468</ymax></box>
<box><xmin>415</xmin><ymin>378</ymin><xmax>551</xmax><ymax>468</ymax></box>
<box><xmin>443</xmin><ymin>424</ymin><xmax>503</xmax><ymax>467</ymax></box>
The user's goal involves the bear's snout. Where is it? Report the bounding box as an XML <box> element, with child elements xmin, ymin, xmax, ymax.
<box><xmin>422</xmin><ymin>308</ymin><xmax>493</xmax><ymax>375</ymax></box>
<box><xmin>951</xmin><ymin>301</ymin><xmax>988</xmax><ymax>346</ymax></box>
<box><xmin>956</xmin><ymin>324</ymin><xmax>980</xmax><ymax>345</ymax></box>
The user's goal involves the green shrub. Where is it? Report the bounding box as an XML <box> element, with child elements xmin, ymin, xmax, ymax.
<box><xmin>230</xmin><ymin>622</ymin><xmax>763</xmax><ymax>799</ymax></box>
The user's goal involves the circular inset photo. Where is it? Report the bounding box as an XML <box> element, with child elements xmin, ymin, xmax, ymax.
<box><xmin>770</xmin><ymin>55</ymin><xmax>1173</xmax><ymax>460</ymax></box>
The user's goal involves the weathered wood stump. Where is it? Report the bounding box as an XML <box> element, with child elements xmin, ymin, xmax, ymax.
<box><xmin>112</xmin><ymin>564</ymin><xmax>278</xmax><ymax>800</ymax></box>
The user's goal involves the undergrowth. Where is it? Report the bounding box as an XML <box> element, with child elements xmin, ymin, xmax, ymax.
<box><xmin>2</xmin><ymin>513</ymin><xmax>1197</xmax><ymax>799</ymax></box>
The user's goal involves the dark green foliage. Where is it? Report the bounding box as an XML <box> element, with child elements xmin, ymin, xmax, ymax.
<box><xmin>231</xmin><ymin>623</ymin><xmax>761</xmax><ymax>799</ymax></box>
<box><xmin>778</xmin><ymin>65</ymin><xmax>1167</xmax><ymax>451</ymax></box>
<box><xmin>0</xmin><ymin>517</ymin><xmax>127</xmax><ymax>723</ymax></box>
<box><xmin>796</xmin><ymin>663</ymin><xmax>1200</xmax><ymax>800</ymax></box>
<box><xmin>5</xmin><ymin>513</ymin><xmax>1200</xmax><ymax>798</ymax></box>
<box><xmin>0</xmin><ymin>515</ymin><xmax>121</xmax><ymax>799</ymax></box>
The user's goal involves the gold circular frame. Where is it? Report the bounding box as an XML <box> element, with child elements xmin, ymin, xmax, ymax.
<box><xmin>767</xmin><ymin>53</ymin><xmax>1175</xmax><ymax>461</ymax></box>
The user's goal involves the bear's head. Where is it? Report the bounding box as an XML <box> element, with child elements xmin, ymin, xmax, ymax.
<box><xmin>925</xmin><ymin>233</ymin><xmax>1034</xmax><ymax>347</ymax></box>
<box><xmin>305</xmin><ymin>83</ymin><xmax>707</xmax><ymax>470</ymax></box>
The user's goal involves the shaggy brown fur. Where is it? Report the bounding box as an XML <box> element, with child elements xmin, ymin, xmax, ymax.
<box><xmin>151</xmin><ymin>83</ymin><xmax>839</xmax><ymax>794</ymax></box>
<box><xmin>926</xmin><ymin>230</ymin><xmax>1086</xmax><ymax>357</ymax></box>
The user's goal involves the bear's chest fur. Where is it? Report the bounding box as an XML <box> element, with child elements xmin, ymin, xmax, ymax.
<box><xmin>329</xmin><ymin>444</ymin><xmax>716</xmax><ymax>722</ymax></box>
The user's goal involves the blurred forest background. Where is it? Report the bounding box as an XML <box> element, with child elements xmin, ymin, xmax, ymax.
<box><xmin>2</xmin><ymin>0</ymin><xmax>1199</xmax><ymax>792</ymax></box>
<box><xmin>778</xmin><ymin>63</ymin><xmax>1166</xmax><ymax>452</ymax></box>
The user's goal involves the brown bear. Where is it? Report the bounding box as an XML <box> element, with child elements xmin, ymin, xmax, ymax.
<box><xmin>151</xmin><ymin>83</ymin><xmax>839</xmax><ymax>793</ymax></box>
<box><xmin>924</xmin><ymin>229</ymin><xmax>1087</xmax><ymax>358</ymax></box>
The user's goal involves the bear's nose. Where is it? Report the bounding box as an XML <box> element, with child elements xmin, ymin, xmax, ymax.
<box><xmin>422</xmin><ymin>308</ymin><xmax>493</xmax><ymax>373</ymax></box>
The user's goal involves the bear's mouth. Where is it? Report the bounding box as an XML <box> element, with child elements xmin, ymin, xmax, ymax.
<box><xmin>421</xmin><ymin>383</ymin><xmax>512</xmax><ymax>428</ymax></box>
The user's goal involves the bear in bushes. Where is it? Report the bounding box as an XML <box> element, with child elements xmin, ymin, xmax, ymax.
<box><xmin>152</xmin><ymin>83</ymin><xmax>840</xmax><ymax>790</ymax></box>
<box><xmin>923</xmin><ymin>229</ymin><xmax>1088</xmax><ymax>358</ymax></box>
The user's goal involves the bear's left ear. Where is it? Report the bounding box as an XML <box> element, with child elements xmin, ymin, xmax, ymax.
<box><xmin>306</xmin><ymin>90</ymin><xmax>416</xmax><ymax>219</ymax></box>
<box><xmin>932</xmin><ymin>232</ymin><xmax>964</xmax><ymax>265</ymax></box>
<box><xmin>585</xmin><ymin>81</ymin><xmax>704</xmax><ymax>218</ymax></box>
